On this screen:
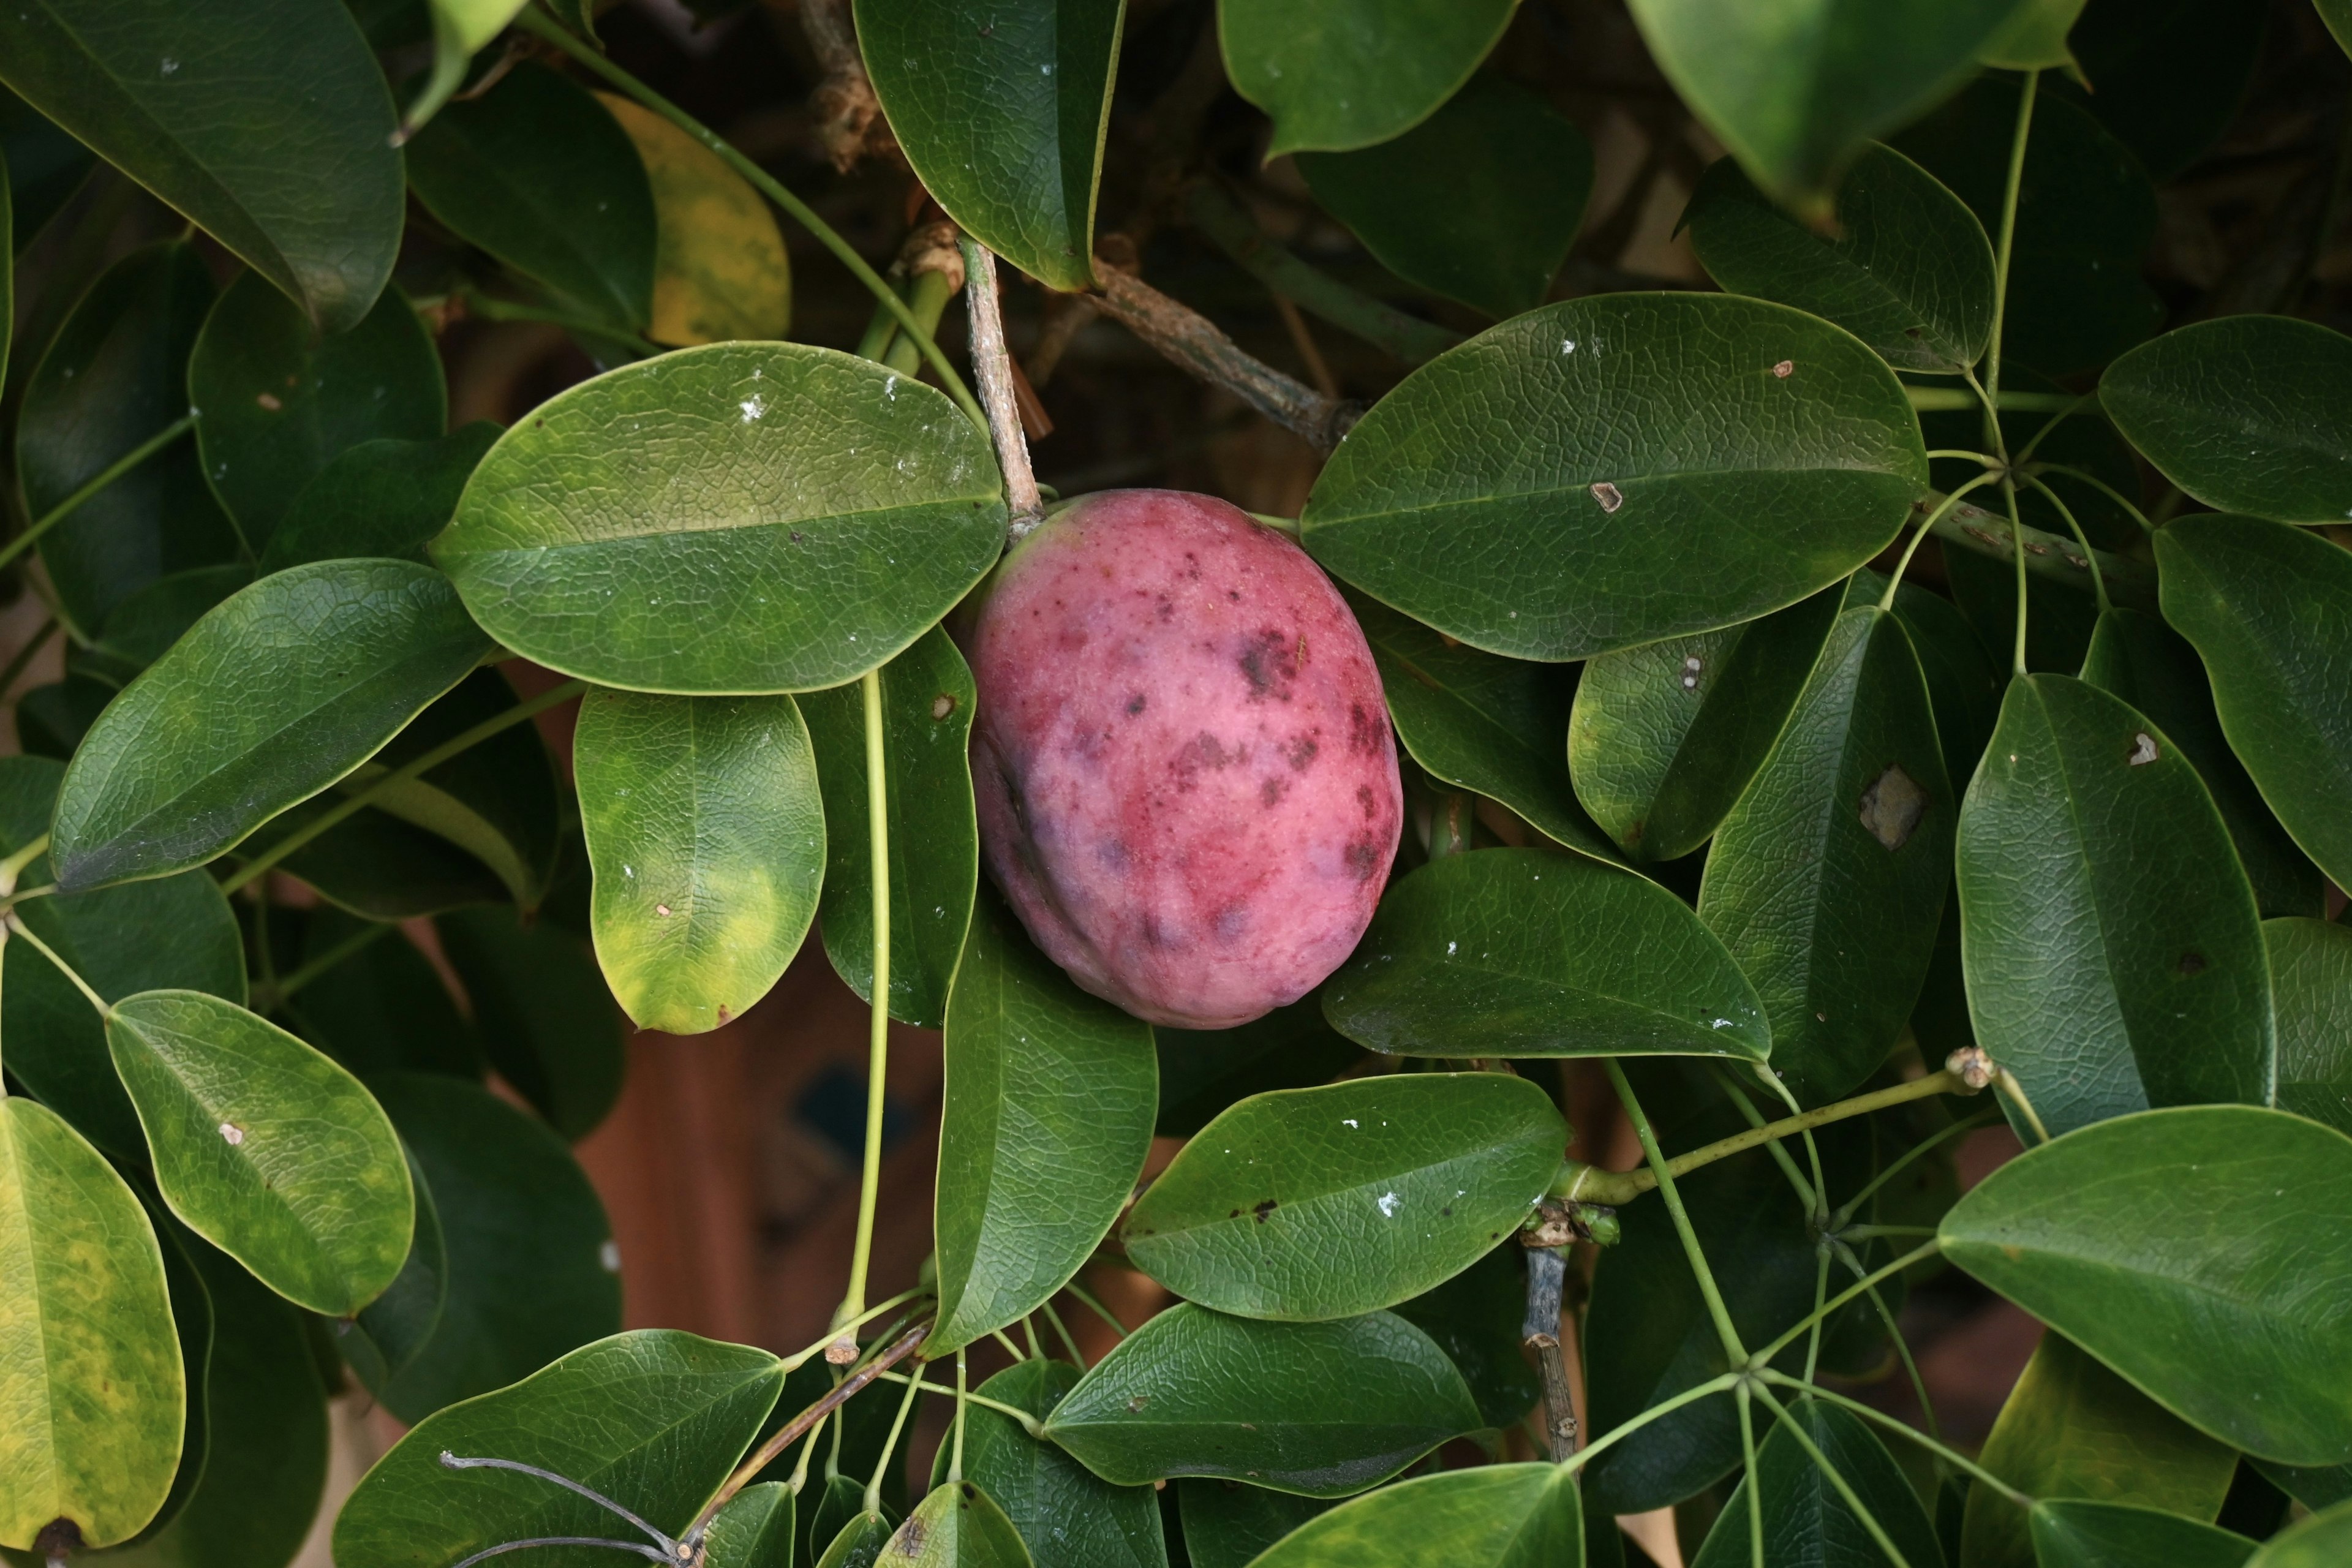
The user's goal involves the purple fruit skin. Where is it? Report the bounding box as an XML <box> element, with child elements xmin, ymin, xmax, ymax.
<box><xmin>963</xmin><ymin>489</ymin><xmax>1403</xmax><ymax>1029</ymax></box>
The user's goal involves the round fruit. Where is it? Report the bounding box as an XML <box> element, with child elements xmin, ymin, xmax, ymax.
<box><xmin>963</xmin><ymin>489</ymin><xmax>1402</xmax><ymax>1028</ymax></box>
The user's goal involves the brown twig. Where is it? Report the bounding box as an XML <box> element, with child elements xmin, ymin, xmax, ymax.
<box><xmin>961</xmin><ymin>240</ymin><xmax>1046</xmax><ymax>537</ymax></box>
<box><xmin>1520</xmin><ymin>1246</ymin><xmax>1578</xmax><ymax>1460</ymax></box>
<box><xmin>791</xmin><ymin>0</ymin><xmax>895</xmax><ymax>172</ymax></box>
<box><xmin>1093</xmin><ymin>270</ymin><xmax>1362</xmax><ymax>453</ymax></box>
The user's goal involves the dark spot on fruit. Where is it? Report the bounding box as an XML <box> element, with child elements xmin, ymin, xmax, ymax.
<box><xmin>1283</xmin><ymin>734</ymin><xmax>1319</xmax><ymax>771</ymax></box>
<box><xmin>1357</xmin><ymin>785</ymin><xmax>1378</xmax><ymax>818</ymax></box>
<box><xmin>1348</xmin><ymin>702</ymin><xmax>1384</xmax><ymax>755</ymax></box>
<box><xmin>1126</xmin><ymin>693</ymin><xmax>1147</xmax><ymax>716</ymax></box>
<box><xmin>1173</xmin><ymin>731</ymin><xmax>1242</xmax><ymax>791</ymax></box>
<box><xmin>1260</xmin><ymin>776</ymin><xmax>1287</xmax><ymax>807</ymax></box>
<box><xmin>1096</xmin><ymin>839</ymin><xmax>1131</xmax><ymax>874</ymax></box>
<box><xmin>1228</xmin><ymin>589</ymin><xmax>1240</xmax><ymax>601</ymax></box>
<box><xmin>2179</xmin><ymin>951</ymin><xmax>2208</xmax><ymax>976</ymax></box>
<box><xmin>1216</xmin><ymin>905</ymin><xmax>1248</xmax><ymax>938</ymax></box>
<box><xmin>1253</xmin><ymin>1199</ymin><xmax>1278</xmax><ymax>1223</ymax></box>
<box><xmin>1238</xmin><ymin>628</ymin><xmax>1299</xmax><ymax>701</ymax></box>
<box><xmin>1345</xmin><ymin>838</ymin><xmax>1382</xmax><ymax>881</ymax></box>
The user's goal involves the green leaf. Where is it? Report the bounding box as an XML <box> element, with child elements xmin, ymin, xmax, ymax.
<box><xmin>930</xmin><ymin>890</ymin><xmax>1156</xmax><ymax>1355</ymax></box>
<box><xmin>818</xmin><ymin>1513</ymin><xmax>899</xmax><ymax>1568</ymax></box>
<box><xmin>0</xmin><ymin>0</ymin><xmax>402</xmax><ymax>333</ymax></box>
<box><xmin>2049</xmin><ymin>0</ymin><xmax>2267</xmax><ymax>182</ymax></box>
<box><xmin>2029</xmin><ymin>1500</ymin><xmax>2256</xmax><ymax>1568</ymax></box>
<box><xmin>107</xmin><ymin>989</ymin><xmax>413</xmax><ymax>1316</ymax></box>
<box><xmin>2326</xmin><ymin>0</ymin><xmax>2352</xmax><ymax>59</ymax></box>
<box><xmin>13</xmin><ymin>676</ymin><xmax>113</xmax><ymax>763</ymax></box>
<box><xmin>1698</xmin><ymin>605</ymin><xmax>1954</xmax><ymax>1104</ymax></box>
<box><xmin>2269</xmin><ymin>918</ymin><xmax>2352</xmax><ymax>1137</ymax></box>
<box><xmin>1300</xmin><ymin>294</ymin><xmax>1924</xmax><ymax>662</ymax></box>
<box><xmin>1175</xmin><ymin>1481</ymin><xmax>1330</xmax><ymax>1568</ymax></box>
<box><xmin>1245</xmin><ymin>1463</ymin><xmax>1579</xmax><ymax>1567</ymax></box>
<box><xmin>74</xmin><ymin>565</ymin><xmax>254</xmax><ymax>690</ymax></box>
<box><xmin>2155</xmin><ymin>516</ymin><xmax>2352</xmax><ymax>894</ymax></box>
<box><xmin>262</xmin><ymin>425</ymin><xmax>505</xmax><ymax>573</ymax></box>
<box><xmin>1321</xmin><ymin>848</ymin><xmax>1770</xmax><ymax>1061</ymax></box>
<box><xmin>702</xmin><ymin>1483</ymin><xmax>794</xmax><ymax>1568</ymax></box>
<box><xmin>2250</xmin><ymin>1501</ymin><xmax>2352</xmax><ymax>1568</ymax></box>
<box><xmin>1940</xmin><ymin>1105</ymin><xmax>2352</xmax><ymax>1467</ymax></box>
<box><xmin>117</xmin><ymin>1195</ymin><xmax>209</xmax><ymax>1548</ymax></box>
<box><xmin>334</xmin><ymin>1330</ymin><xmax>784</xmax><ymax>1568</ymax></box>
<box><xmin>1893</xmin><ymin>77</ymin><xmax>2160</xmax><ymax>377</ymax></box>
<box><xmin>337</xmin><ymin>1145</ymin><xmax>450</xmax><ymax>1397</ymax></box>
<box><xmin>434</xmin><ymin>342</ymin><xmax>1005</xmax><ymax>694</ymax></box>
<box><xmin>874</xmin><ymin>1482</ymin><xmax>1032</xmax><ymax>1567</ymax></box>
<box><xmin>576</xmin><ymin>689</ymin><xmax>823</xmax><ymax>1034</ymax></box>
<box><xmin>1980</xmin><ymin>0</ymin><xmax>2087</xmax><ymax>70</ymax></box>
<box><xmin>244</xmin><ymin>800</ymin><xmax>509</xmax><ymax>921</ymax></box>
<box><xmin>14</xmin><ymin>240</ymin><xmax>241</xmax><ymax>637</ymax></box>
<box><xmin>50</xmin><ymin>559</ymin><xmax>494</xmax><ymax>891</ymax></box>
<box><xmin>1959</xmin><ymin>1332</ymin><xmax>2237</xmax><ymax>1568</ymax></box>
<box><xmin>1690</xmin><ymin>1398</ymin><xmax>1940</xmax><ymax>1568</ymax></box>
<box><xmin>367</xmin><ymin>1074</ymin><xmax>622</xmax><ymax>1425</ymax></box>
<box><xmin>591</xmin><ymin>94</ymin><xmax>790</xmax><ymax>347</ymax></box>
<box><xmin>188</xmin><ymin>269</ymin><xmax>447</xmax><ymax>551</ymax></box>
<box><xmin>405</xmin><ymin>63</ymin><xmax>657</xmax><ymax>330</ymax></box>
<box><xmin>1389</xmin><ymin>1242</ymin><xmax>1540</xmax><ymax>1431</ymax></box>
<box><xmin>1686</xmin><ymin>142</ymin><xmax>1994</xmax><ymax>374</ymax></box>
<box><xmin>853</xmin><ymin>0</ymin><xmax>1121</xmax><ymax>293</ymax></box>
<box><xmin>1889</xmin><ymin>578</ymin><xmax>2003</xmax><ymax>795</ymax></box>
<box><xmin>925</xmin><ymin>1360</ymin><xmax>1167</xmax><ymax>1568</ymax></box>
<box><xmin>2101</xmin><ymin>318</ymin><xmax>2352</xmax><ymax>527</ymax></box>
<box><xmin>1</xmin><ymin>83</ymin><xmax>92</xmax><ymax>250</ymax></box>
<box><xmin>1626</xmin><ymin>0</ymin><xmax>2021</xmax><ymax>213</ymax></box>
<box><xmin>1155</xmin><ymin>1000</ymin><xmax>1366</xmax><ymax>1139</ymax></box>
<box><xmin>1218</xmin><ymin>0</ymin><xmax>1515</xmax><ymax>157</ymax></box>
<box><xmin>1953</xmin><ymin>673</ymin><xmax>2274</xmax><ymax>1139</ymax></box>
<box><xmin>0</xmin><ymin>755</ymin><xmax>244</xmax><ymax>1163</ymax></box>
<box><xmin>1042</xmin><ymin>1305</ymin><xmax>1480</xmax><ymax>1496</ymax></box>
<box><xmin>803</xmin><ymin>627</ymin><xmax>979</xmax><ymax>1028</ymax></box>
<box><xmin>2253</xmin><ymin>1458</ymin><xmax>2352</xmax><ymax>1512</ymax></box>
<box><xmin>1295</xmin><ymin>75</ymin><xmax>1591</xmax><ymax>320</ymax></box>
<box><xmin>1121</xmin><ymin>1074</ymin><xmax>1561</xmax><ymax>1321</ymax></box>
<box><xmin>1348</xmin><ymin>592</ymin><xmax>1612</xmax><ymax>860</ymax></box>
<box><xmin>1567</xmin><ymin>584</ymin><xmax>1846</xmax><ymax>862</ymax></box>
<box><xmin>434</xmin><ymin>908</ymin><xmax>625</xmax><ymax>1140</ymax></box>
<box><xmin>406</xmin><ymin>1</ymin><xmax>529</xmax><ymax>137</ymax></box>
<box><xmin>1944</xmin><ymin>533</ymin><xmax>2100</xmax><ymax>677</ymax></box>
<box><xmin>0</xmin><ymin>1096</ymin><xmax>182</xmax><ymax>1551</ymax></box>
<box><xmin>0</xmin><ymin>155</ymin><xmax>8</xmax><ymax>377</ymax></box>
<box><xmin>2082</xmin><ymin>608</ymin><xmax>2322</xmax><ymax>919</ymax></box>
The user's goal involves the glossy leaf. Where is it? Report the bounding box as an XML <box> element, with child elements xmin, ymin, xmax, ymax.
<box><xmin>1300</xmin><ymin>293</ymin><xmax>1924</xmax><ymax>662</ymax></box>
<box><xmin>119</xmin><ymin>1196</ymin><xmax>209</xmax><ymax>1548</ymax></box>
<box><xmin>262</xmin><ymin>424</ymin><xmax>504</xmax><ymax>572</ymax></box>
<box><xmin>927</xmin><ymin>1360</ymin><xmax>1166</xmax><ymax>1568</ymax></box>
<box><xmin>577</xmin><ymin>688</ymin><xmax>824</xmax><ymax>1034</ymax></box>
<box><xmin>0</xmin><ymin>0</ymin><xmax>402</xmax><ymax>332</ymax></box>
<box><xmin>1568</xmin><ymin>584</ymin><xmax>1845</xmax><ymax>862</ymax></box>
<box><xmin>1122</xmin><ymin>1073</ymin><xmax>1562</xmax><ymax>1321</ymax></box>
<box><xmin>1349</xmin><ymin>592</ymin><xmax>1611</xmax><ymax>859</ymax></box>
<box><xmin>246</xmin><ymin>801</ymin><xmax>509</xmax><ymax>921</ymax></box>
<box><xmin>1889</xmin><ymin>579</ymin><xmax>2002</xmax><ymax>804</ymax></box>
<box><xmin>594</xmin><ymin>94</ymin><xmax>790</xmax><ymax>345</ymax></box>
<box><xmin>818</xmin><ymin>1513</ymin><xmax>899</xmax><ymax>1568</ymax></box>
<box><xmin>1689</xmin><ymin>1398</ymin><xmax>1940</xmax><ymax>1568</ymax></box>
<box><xmin>873</xmin><ymin>1482</ymin><xmax>1031</xmax><ymax>1567</ymax></box>
<box><xmin>1297</xmin><ymin>75</ymin><xmax>1591</xmax><ymax>320</ymax></box>
<box><xmin>804</xmin><ymin>627</ymin><xmax>979</xmax><ymax>1028</ymax></box>
<box><xmin>1627</xmin><ymin>0</ymin><xmax>2020</xmax><ymax>212</ymax></box>
<box><xmin>406</xmin><ymin>64</ymin><xmax>656</xmax><ymax>330</ymax></box>
<box><xmin>1686</xmin><ymin>142</ymin><xmax>1993</xmax><ymax>374</ymax></box>
<box><xmin>338</xmin><ymin>1145</ymin><xmax>450</xmax><ymax>1396</ymax></box>
<box><xmin>1042</xmin><ymin>1305</ymin><xmax>1481</xmax><ymax>1496</ymax></box>
<box><xmin>50</xmin><ymin>559</ymin><xmax>494</xmax><ymax>891</ymax></box>
<box><xmin>1953</xmin><ymin>674</ymin><xmax>2274</xmax><ymax>1139</ymax></box>
<box><xmin>0</xmin><ymin>1096</ymin><xmax>182</xmax><ymax>1551</ymax></box>
<box><xmin>2269</xmin><ymin>918</ymin><xmax>2352</xmax><ymax>1136</ymax></box>
<box><xmin>368</xmin><ymin>1074</ymin><xmax>622</xmax><ymax>1424</ymax></box>
<box><xmin>2029</xmin><ymin>1500</ymin><xmax>2255</xmax><ymax>1568</ymax></box>
<box><xmin>1941</xmin><ymin>1106</ymin><xmax>2352</xmax><ymax>1466</ymax></box>
<box><xmin>1219</xmin><ymin>0</ymin><xmax>1515</xmax><ymax>157</ymax></box>
<box><xmin>14</xmin><ymin>241</ymin><xmax>241</xmax><ymax>637</ymax></box>
<box><xmin>73</xmin><ymin>565</ymin><xmax>252</xmax><ymax>690</ymax></box>
<box><xmin>1959</xmin><ymin>1332</ymin><xmax>2237</xmax><ymax>1568</ymax></box>
<box><xmin>1176</xmin><ymin>1481</ymin><xmax>1330</xmax><ymax>1568</ymax></box>
<box><xmin>334</xmin><ymin>1330</ymin><xmax>785</xmax><ymax>1568</ymax></box>
<box><xmin>2250</xmin><ymin>1501</ymin><xmax>2352</xmax><ymax>1568</ymax></box>
<box><xmin>2155</xmin><ymin>515</ymin><xmax>2352</xmax><ymax>892</ymax></box>
<box><xmin>1248</xmin><ymin>1463</ymin><xmax>1580</xmax><ymax>1568</ymax></box>
<box><xmin>1698</xmin><ymin>605</ymin><xmax>1954</xmax><ymax>1104</ymax></box>
<box><xmin>0</xmin><ymin>756</ymin><xmax>244</xmax><ymax>1163</ymax></box>
<box><xmin>434</xmin><ymin>908</ymin><xmax>626</xmax><ymax>1140</ymax></box>
<box><xmin>1389</xmin><ymin>1242</ymin><xmax>1540</xmax><ymax>1430</ymax></box>
<box><xmin>1155</xmin><ymin>999</ymin><xmax>1366</xmax><ymax>1139</ymax></box>
<box><xmin>1981</xmin><ymin>0</ymin><xmax>2087</xmax><ymax>70</ymax></box>
<box><xmin>108</xmin><ymin>989</ymin><xmax>413</xmax><ymax>1316</ymax></box>
<box><xmin>2253</xmin><ymin>1458</ymin><xmax>2352</xmax><ymax>1512</ymax></box>
<box><xmin>930</xmin><ymin>891</ymin><xmax>1156</xmax><ymax>1355</ymax></box>
<box><xmin>1322</xmin><ymin>848</ymin><xmax>1770</xmax><ymax>1061</ymax></box>
<box><xmin>434</xmin><ymin>342</ymin><xmax>1005</xmax><ymax>693</ymax></box>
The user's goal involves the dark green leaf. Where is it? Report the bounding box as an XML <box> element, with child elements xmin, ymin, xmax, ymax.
<box><xmin>594</xmin><ymin>94</ymin><xmax>791</xmax><ymax>347</ymax></box>
<box><xmin>1219</xmin><ymin>0</ymin><xmax>1515</xmax><ymax>156</ymax></box>
<box><xmin>1690</xmin><ymin>1398</ymin><xmax>1940</xmax><ymax>1568</ymax></box>
<box><xmin>434</xmin><ymin>342</ymin><xmax>1005</xmax><ymax>694</ymax></box>
<box><xmin>434</xmin><ymin>907</ymin><xmax>625</xmax><ymax>1140</ymax></box>
<box><xmin>926</xmin><ymin>1360</ymin><xmax>1167</xmax><ymax>1568</ymax></box>
<box><xmin>13</xmin><ymin>676</ymin><xmax>113</xmax><ymax>762</ymax></box>
<box><xmin>333</xmin><ymin>1330</ymin><xmax>784</xmax><ymax>1568</ymax></box>
<box><xmin>1322</xmin><ymin>848</ymin><xmax>1770</xmax><ymax>1061</ymax></box>
<box><xmin>767</xmin><ymin>1355</ymin><xmax>911</xmax><ymax>1523</ymax></box>
<box><xmin>0</xmin><ymin>1096</ymin><xmax>182</xmax><ymax>1550</ymax></box>
<box><xmin>1687</xmin><ymin>142</ymin><xmax>1993</xmax><ymax>373</ymax></box>
<box><xmin>931</xmin><ymin>889</ymin><xmax>1155</xmax><ymax>1355</ymax></box>
<box><xmin>703</xmin><ymin>1483</ymin><xmax>793</xmax><ymax>1568</ymax></box>
<box><xmin>1175</xmin><ymin>1481</ymin><xmax>1329</xmax><ymax>1568</ymax></box>
<box><xmin>108</xmin><ymin>989</ymin><xmax>413</xmax><ymax>1316</ymax></box>
<box><xmin>1953</xmin><ymin>674</ymin><xmax>2273</xmax><ymax>1139</ymax></box>
<box><xmin>188</xmin><ymin>270</ymin><xmax>447</xmax><ymax>551</ymax></box>
<box><xmin>284</xmin><ymin>909</ymin><xmax>483</xmax><ymax>1079</ymax></box>
<box><xmin>1388</xmin><ymin>1240</ymin><xmax>1540</xmax><ymax>1430</ymax></box>
<box><xmin>2248</xmin><ymin>1502</ymin><xmax>2352</xmax><ymax>1568</ymax></box>
<box><xmin>818</xmin><ymin>1513</ymin><xmax>899</xmax><ymax>1568</ymax></box>
<box><xmin>1302</xmin><ymin>294</ymin><xmax>1923</xmax><ymax>662</ymax></box>
<box><xmin>1889</xmin><ymin>579</ymin><xmax>2002</xmax><ymax>784</ymax></box>
<box><xmin>0</xmin><ymin>0</ymin><xmax>402</xmax><ymax>332</ymax></box>
<box><xmin>1259</xmin><ymin>1466</ymin><xmax>1581</xmax><ymax>1567</ymax></box>
<box><xmin>2155</xmin><ymin>516</ymin><xmax>2352</xmax><ymax>892</ymax></box>
<box><xmin>1943</xmin><ymin>532</ymin><xmax>2101</xmax><ymax>677</ymax></box>
<box><xmin>50</xmin><ymin>559</ymin><xmax>494</xmax><ymax>891</ymax></box>
<box><xmin>262</xmin><ymin>424</ymin><xmax>504</xmax><ymax>572</ymax></box>
<box><xmin>804</xmin><ymin>627</ymin><xmax>978</xmax><ymax>1028</ymax></box>
<box><xmin>1122</xmin><ymin>1073</ymin><xmax>1562</xmax><ymax>1321</ymax></box>
<box><xmin>1155</xmin><ymin>999</ymin><xmax>1367</xmax><ymax>1139</ymax></box>
<box><xmin>2253</xmin><ymin>1458</ymin><xmax>2352</xmax><ymax>1512</ymax></box>
<box><xmin>73</xmin><ymin>565</ymin><xmax>254</xmax><ymax>690</ymax></box>
<box><xmin>1941</xmin><ymin>1106</ymin><xmax>2352</xmax><ymax>1466</ymax></box>
<box><xmin>1698</xmin><ymin>605</ymin><xmax>1954</xmax><ymax>1103</ymax></box>
<box><xmin>2029</xmin><ymin>1500</ymin><xmax>2256</xmax><ymax>1568</ymax></box>
<box><xmin>1979</xmin><ymin>0</ymin><xmax>2086</xmax><ymax>71</ymax></box>
<box><xmin>1568</xmin><ymin>584</ymin><xmax>1846</xmax><ymax>862</ymax></box>
<box><xmin>117</xmin><ymin>1194</ymin><xmax>209</xmax><ymax>1547</ymax></box>
<box><xmin>873</xmin><ymin>1482</ymin><xmax>1031</xmax><ymax>1567</ymax></box>
<box><xmin>2268</xmin><ymin>918</ymin><xmax>2352</xmax><ymax>1137</ymax></box>
<box><xmin>338</xmin><ymin>1145</ymin><xmax>450</xmax><ymax>1396</ymax></box>
<box><xmin>1044</xmin><ymin>1305</ymin><xmax>1480</xmax><ymax>1496</ymax></box>
<box><xmin>1</xmin><ymin>83</ymin><xmax>92</xmax><ymax>251</ymax></box>
<box><xmin>244</xmin><ymin>799</ymin><xmax>510</xmax><ymax>921</ymax></box>
<box><xmin>1297</xmin><ymin>75</ymin><xmax>1591</xmax><ymax>320</ymax></box>
<box><xmin>2051</xmin><ymin>0</ymin><xmax>2267</xmax><ymax>181</ymax></box>
<box><xmin>405</xmin><ymin>62</ymin><xmax>656</xmax><ymax>330</ymax></box>
<box><xmin>14</xmin><ymin>240</ymin><xmax>243</xmax><ymax>637</ymax></box>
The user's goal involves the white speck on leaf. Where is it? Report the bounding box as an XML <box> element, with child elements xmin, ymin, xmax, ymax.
<box><xmin>741</xmin><ymin>395</ymin><xmax>767</xmax><ymax>423</ymax></box>
<box><xmin>1591</xmin><ymin>481</ymin><xmax>1624</xmax><ymax>513</ymax></box>
<box><xmin>600</xmin><ymin>1240</ymin><xmax>622</xmax><ymax>1272</ymax></box>
<box><xmin>1378</xmin><ymin>1192</ymin><xmax>1400</xmax><ymax>1216</ymax></box>
<box><xmin>219</xmin><ymin>1123</ymin><xmax>244</xmax><ymax>1145</ymax></box>
<box><xmin>2128</xmin><ymin>732</ymin><xmax>2159</xmax><ymax>766</ymax></box>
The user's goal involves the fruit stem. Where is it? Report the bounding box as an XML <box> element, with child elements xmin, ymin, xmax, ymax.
<box><xmin>960</xmin><ymin>239</ymin><xmax>1044</xmax><ymax>538</ymax></box>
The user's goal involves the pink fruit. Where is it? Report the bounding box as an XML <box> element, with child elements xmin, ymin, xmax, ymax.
<box><xmin>963</xmin><ymin>489</ymin><xmax>1403</xmax><ymax>1029</ymax></box>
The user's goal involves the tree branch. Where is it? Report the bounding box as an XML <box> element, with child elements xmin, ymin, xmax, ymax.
<box><xmin>1093</xmin><ymin>270</ymin><xmax>1361</xmax><ymax>453</ymax></box>
<box><xmin>961</xmin><ymin>239</ymin><xmax>1044</xmax><ymax>537</ymax></box>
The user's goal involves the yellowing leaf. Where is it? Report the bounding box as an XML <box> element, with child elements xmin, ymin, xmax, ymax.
<box><xmin>598</xmin><ymin>94</ymin><xmax>791</xmax><ymax>346</ymax></box>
